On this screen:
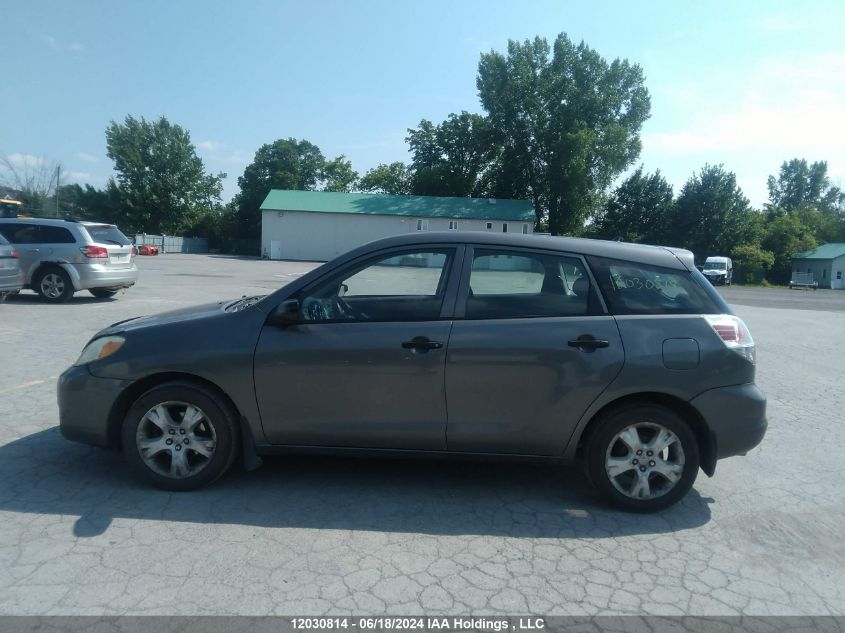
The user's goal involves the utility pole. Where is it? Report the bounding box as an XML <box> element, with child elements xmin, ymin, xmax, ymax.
<box><xmin>55</xmin><ymin>165</ymin><xmax>61</xmax><ymax>217</ymax></box>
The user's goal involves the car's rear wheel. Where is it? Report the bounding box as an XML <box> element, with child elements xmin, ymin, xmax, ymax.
<box><xmin>121</xmin><ymin>382</ymin><xmax>239</xmax><ymax>491</ymax></box>
<box><xmin>90</xmin><ymin>288</ymin><xmax>119</xmax><ymax>298</ymax></box>
<box><xmin>586</xmin><ymin>404</ymin><xmax>699</xmax><ymax>512</ymax></box>
<box><xmin>35</xmin><ymin>267</ymin><xmax>74</xmax><ymax>303</ymax></box>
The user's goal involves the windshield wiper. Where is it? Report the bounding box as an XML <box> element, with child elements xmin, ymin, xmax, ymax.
<box><xmin>226</xmin><ymin>295</ymin><xmax>266</xmax><ymax>312</ymax></box>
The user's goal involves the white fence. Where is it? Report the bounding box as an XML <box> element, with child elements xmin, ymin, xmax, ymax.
<box><xmin>134</xmin><ymin>234</ymin><xmax>208</xmax><ymax>254</ymax></box>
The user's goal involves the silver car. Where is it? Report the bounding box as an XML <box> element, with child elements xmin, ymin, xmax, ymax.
<box><xmin>0</xmin><ymin>234</ymin><xmax>23</xmax><ymax>300</ymax></box>
<box><xmin>0</xmin><ymin>218</ymin><xmax>138</xmax><ymax>302</ymax></box>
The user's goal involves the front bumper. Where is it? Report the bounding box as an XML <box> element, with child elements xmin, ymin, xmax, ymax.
<box><xmin>691</xmin><ymin>383</ymin><xmax>767</xmax><ymax>459</ymax></box>
<box><xmin>58</xmin><ymin>364</ymin><xmax>130</xmax><ymax>448</ymax></box>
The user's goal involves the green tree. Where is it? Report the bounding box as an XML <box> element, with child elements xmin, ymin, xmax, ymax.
<box><xmin>358</xmin><ymin>162</ymin><xmax>412</xmax><ymax>195</ymax></box>
<box><xmin>406</xmin><ymin>112</ymin><xmax>494</xmax><ymax>197</ymax></box>
<box><xmin>320</xmin><ymin>155</ymin><xmax>358</xmax><ymax>192</ymax></box>
<box><xmin>232</xmin><ymin>138</ymin><xmax>324</xmax><ymax>239</ymax></box>
<box><xmin>767</xmin><ymin>159</ymin><xmax>838</xmax><ymax>212</ymax></box>
<box><xmin>671</xmin><ymin>165</ymin><xmax>759</xmax><ymax>260</ymax></box>
<box><xmin>760</xmin><ymin>211</ymin><xmax>818</xmax><ymax>284</ymax></box>
<box><xmin>730</xmin><ymin>244</ymin><xmax>775</xmax><ymax>284</ymax></box>
<box><xmin>588</xmin><ymin>167</ymin><xmax>674</xmax><ymax>243</ymax></box>
<box><xmin>105</xmin><ymin>115</ymin><xmax>224</xmax><ymax>234</ymax></box>
<box><xmin>55</xmin><ymin>183</ymin><xmax>121</xmax><ymax>223</ymax></box>
<box><xmin>766</xmin><ymin>158</ymin><xmax>845</xmax><ymax>242</ymax></box>
<box><xmin>477</xmin><ymin>33</ymin><xmax>651</xmax><ymax>234</ymax></box>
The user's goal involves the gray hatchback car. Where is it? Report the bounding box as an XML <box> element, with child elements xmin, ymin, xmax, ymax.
<box><xmin>0</xmin><ymin>217</ymin><xmax>138</xmax><ymax>302</ymax></box>
<box><xmin>58</xmin><ymin>232</ymin><xmax>766</xmax><ymax>512</ymax></box>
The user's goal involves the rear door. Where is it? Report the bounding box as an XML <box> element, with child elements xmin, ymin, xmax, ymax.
<box><xmin>445</xmin><ymin>246</ymin><xmax>624</xmax><ymax>455</ymax></box>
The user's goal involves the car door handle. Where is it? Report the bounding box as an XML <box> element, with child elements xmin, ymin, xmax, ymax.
<box><xmin>28</xmin><ymin>248</ymin><xmax>40</xmax><ymax>253</ymax></box>
<box><xmin>568</xmin><ymin>335</ymin><xmax>610</xmax><ymax>351</ymax></box>
<box><xmin>401</xmin><ymin>336</ymin><xmax>443</xmax><ymax>352</ymax></box>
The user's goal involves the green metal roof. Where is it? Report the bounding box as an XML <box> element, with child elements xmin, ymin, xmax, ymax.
<box><xmin>793</xmin><ymin>243</ymin><xmax>845</xmax><ymax>260</ymax></box>
<box><xmin>260</xmin><ymin>190</ymin><xmax>535</xmax><ymax>222</ymax></box>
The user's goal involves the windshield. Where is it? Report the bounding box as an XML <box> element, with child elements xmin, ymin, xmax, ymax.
<box><xmin>706</xmin><ymin>261</ymin><xmax>726</xmax><ymax>270</ymax></box>
<box><xmin>82</xmin><ymin>224</ymin><xmax>131</xmax><ymax>246</ymax></box>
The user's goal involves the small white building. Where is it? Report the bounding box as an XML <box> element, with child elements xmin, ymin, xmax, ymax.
<box><xmin>260</xmin><ymin>190</ymin><xmax>535</xmax><ymax>261</ymax></box>
<box><xmin>791</xmin><ymin>243</ymin><xmax>845</xmax><ymax>289</ymax></box>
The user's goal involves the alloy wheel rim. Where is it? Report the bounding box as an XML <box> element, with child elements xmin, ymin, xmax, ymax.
<box><xmin>135</xmin><ymin>401</ymin><xmax>217</xmax><ymax>479</ymax></box>
<box><xmin>41</xmin><ymin>273</ymin><xmax>65</xmax><ymax>299</ymax></box>
<box><xmin>605</xmin><ymin>422</ymin><xmax>685</xmax><ymax>500</ymax></box>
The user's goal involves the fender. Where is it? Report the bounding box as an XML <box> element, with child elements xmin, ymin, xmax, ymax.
<box><xmin>27</xmin><ymin>260</ymin><xmax>83</xmax><ymax>291</ymax></box>
<box><xmin>57</xmin><ymin>261</ymin><xmax>82</xmax><ymax>290</ymax></box>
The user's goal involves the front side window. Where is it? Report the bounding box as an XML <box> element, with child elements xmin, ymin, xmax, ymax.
<box><xmin>465</xmin><ymin>249</ymin><xmax>596</xmax><ymax>319</ymax></box>
<box><xmin>587</xmin><ymin>256</ymin><xmax>721</xmax><ymax>315</ymax></box>
<box><xmin>298</xmin><ymin>249</ymin><xmax>453</xmax><ymax>322</ymax></box>
<box><xmin>0</xmin><ymin>223</ymin><xmax>39</xmax><ymax>244</ymax></box>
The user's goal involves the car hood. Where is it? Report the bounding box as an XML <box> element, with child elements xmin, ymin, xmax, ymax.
<box><xmin>96</xmin><ymin>301</ymin><xmax>228</xmax><ymax>337</ymax></box>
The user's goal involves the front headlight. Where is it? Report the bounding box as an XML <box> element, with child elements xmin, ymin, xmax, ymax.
<box><xmin>74</xmin><ymin>336</ymin><xmax>125</xmax><ymax>366</ymax></box>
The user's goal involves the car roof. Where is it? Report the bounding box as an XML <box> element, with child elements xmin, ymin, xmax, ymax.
<box><xmin>0</xmin><ymin>217</ymin><xmax>115</xmax><ymax>228</ymax></box>
<box><xmin>345</xmin><ymin>231</ymin><xmax>694</xmax><ymax>270</ymax></box>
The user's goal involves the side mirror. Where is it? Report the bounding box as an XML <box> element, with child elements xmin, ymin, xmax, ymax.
<box><xmin>269</xmin><ymin>299</ymin><xmax>301</xmax><ymax>327</ymax></box>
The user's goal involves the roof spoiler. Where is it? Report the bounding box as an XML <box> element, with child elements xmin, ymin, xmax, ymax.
<box><xmin>664</xmin><ymin>247</ymin><xmax>696</xmax><ymax>270</ymax></box>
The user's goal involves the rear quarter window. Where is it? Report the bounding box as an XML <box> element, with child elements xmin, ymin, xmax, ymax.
<box><xmin>587</xmin><ymin>256</ymin><xmax>722</xmax><ymax>315</ymax></box>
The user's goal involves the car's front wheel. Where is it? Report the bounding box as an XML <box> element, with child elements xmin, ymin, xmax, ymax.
<box><xmin>121</xmin><ymin>382</ymin><xmax>239</xmax><ymax>491</ymax></box>
<box><xmin>586</xmin><ymin>404</ymin><xmax>699</xmax><ymax>512</ymax></box>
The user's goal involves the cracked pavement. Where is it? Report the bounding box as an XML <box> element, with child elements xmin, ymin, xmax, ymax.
<box><xmin>0</xmin><ymin>255</ymin><xmax>843</xmax><ymax>615</ymax></box>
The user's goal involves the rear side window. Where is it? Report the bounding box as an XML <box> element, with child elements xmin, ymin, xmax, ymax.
<box><xmin>38</xmin><ymin>225</ymin><xmax>76</xmax><ymax>244</ymax></box>
<box><xmin>465</xmin><ymin>249</ymin><xmax>600</xmax><ymax>319</ymax></box>
<box><xmin>587</xmin><ymin>256</ymin><xmax>721</xmax><ymax>315</ymax></box>
<box><xmin>82</xmin><ymin>225</ymin><xmax>131</xmax><ymax>246</ymax></box>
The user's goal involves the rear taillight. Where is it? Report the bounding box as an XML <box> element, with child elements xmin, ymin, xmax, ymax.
<box><xmin>81</xmin><ymin>245</ymin><xmax>108</xmax><ymax>259</ymax></box>
<box><xmin>705</xmin><ymin>314</ymin><xmax>755</xmax><ymax>363</ymax></box>
<box><xmin>131</xmin><ymin>246</ymin><xmax>137</xmax><ymax>258</ymax></box>
<box><xmin>10</xmin><ymin>249</ymin><xmax>19</xmax><ymax>258</ymax></box>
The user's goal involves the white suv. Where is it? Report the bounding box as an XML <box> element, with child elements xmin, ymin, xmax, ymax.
<box><xmin>0</xmin><ymin>218</ymin><xmax>139</xmax><ymax>302</ymax></box>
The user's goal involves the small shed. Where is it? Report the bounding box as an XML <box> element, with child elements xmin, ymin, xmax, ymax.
<box><xmin>791</xmin><ymin>243</ymin><xmax>845</xmax><ymax>289</ymax></box>
<box><xmin>260</xmin><ymin>190</ymin><xmax>535</xmax><ymax>261</ymax></box>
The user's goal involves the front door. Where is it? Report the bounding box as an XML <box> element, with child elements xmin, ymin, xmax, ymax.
<box><xmin>254</xmin><ymin>247</ymin><xmax>460</xmax><ymax>449</ymax></box>
<box><xmin>445</xmin><ymin>247</ymin><xmax>624</xmax><ymax>455</ymax></box>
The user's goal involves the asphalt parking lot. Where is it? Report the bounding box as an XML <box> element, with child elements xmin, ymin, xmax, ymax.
<box><xmin>0</xmin><ymin>254</ymin><xmax>843</xmax><ymax>616</ymax></box>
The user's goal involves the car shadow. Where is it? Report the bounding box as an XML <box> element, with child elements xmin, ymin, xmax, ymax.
<box><xmin>4</xmin><ymin>291</ymin><xmax>117</xmax><ymax>304</ymax></box>
<box><xmin>0</xmin><ymin>428</ymin><xmax>712</xmax><ymax>539</ymax></box>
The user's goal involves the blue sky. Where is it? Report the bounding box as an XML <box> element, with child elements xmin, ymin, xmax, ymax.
<box><xmin>3</xmin><ymin>0</ymin><xmax>844</xmax><ymax>207</ymax></box>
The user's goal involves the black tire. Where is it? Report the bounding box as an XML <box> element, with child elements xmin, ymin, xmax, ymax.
<box><xmin>121</xmin><ymin>381</ymin><xmax>240</xmax><ymax>491</ymax></box>
<box><xmin>34</xmin><ymin>267</ymin><xmax>74</xmax><ymax>303</ymax></box>
<box><xmin>90</xmin><ymin>288</ymin><xmax>119</xmax><ymax>298</ymax></box>
<box><xmin>586</xmin><ymin>404</ymin><xmax>699</xmax><ymax>513</ymax></box>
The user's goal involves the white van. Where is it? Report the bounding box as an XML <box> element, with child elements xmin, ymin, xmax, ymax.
<box><xmin>702</xmin><ymin>256</ymin><xmax>732</xmax><ymax>285</ymax></box>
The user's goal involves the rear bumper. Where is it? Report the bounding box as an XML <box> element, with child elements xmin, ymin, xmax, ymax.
<box><xmin>691</xmin><ymin>383</ymin><xmax>767</xmax><ymax>459</ymax></box>
<box><xmin>70</xmin><ymin>263</ymin><xmax>139</xmax><ymax>291</ymax></box>
<box><xmin>58</xmin><ymin>364</ymin><xmax>130</xmax><ymax>448</ymax></box>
